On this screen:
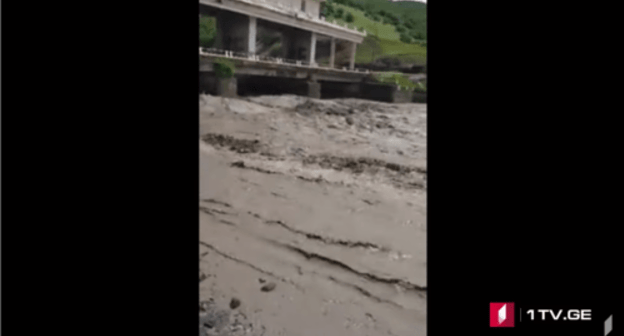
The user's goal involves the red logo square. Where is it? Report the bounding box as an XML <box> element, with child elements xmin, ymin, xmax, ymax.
<box><xmin>490</xmin><ymin>302</ymin><xmax>515</xmax><ymax>327</ymax></box>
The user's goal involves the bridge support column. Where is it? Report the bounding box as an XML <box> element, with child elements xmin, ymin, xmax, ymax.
<box><xmin>307</xmin><ymin>81</ymin><xmax>321</xmax><ymax>99</ymax></box>
<box><xmin>248</xmin><ymin>16</ymin><xmax>257</xmax><ymax>55</ymax></box>
<box><xmin>217</xmin><ymin>77</ymin><xmax>238</xmax><ymax>98</ymax></box>
<box><xmin>349</xmin><ymin>42</ymin><xmax>357</xmax><ymax>70</ymax></box>
<box><xmin>391</xmin><ymin>86</ymin><xmax>413</xmax><ymax>103</ymax></box>
<box><xmin>309</xmin><ymin>32</ymin><xmax>317</xmax><ymax>65</ymax></box>
<box><xmin>329</xmin><ymin>37</ymin><xmax>336</xmax><ymax>68</ymax></box>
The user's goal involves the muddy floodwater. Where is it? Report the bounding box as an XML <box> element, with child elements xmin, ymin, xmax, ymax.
<box><xmin>199</xmin><ymin>94</ymin><xmax>427</xmax><ymax>336</ymax></box>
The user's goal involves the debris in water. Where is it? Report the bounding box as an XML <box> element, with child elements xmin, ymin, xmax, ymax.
<box><xmin>260</xmin><ymin>282</ymin><xmax>276</xmax><ymax>292</ymax></box>
<box><xmin>230</xmin><ymin>297</ymin><xmax>241</xmax><ymax>310</ymax></box>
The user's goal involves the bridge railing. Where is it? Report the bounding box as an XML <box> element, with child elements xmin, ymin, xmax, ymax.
<box><xmin>229</xmin><ymin>0</ymin><xmax>366</xmax><ymax>37</ymax></box>
<box><xmin>200</xmin><ymin>47</ymin><xmax>371</xmax><ymax>74</ymax></box>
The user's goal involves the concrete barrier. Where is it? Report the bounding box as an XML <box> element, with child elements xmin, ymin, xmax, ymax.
<box><xmin>217</xmin><ymin>78</ymin><xmax>238</xmax><ymax>98</ymax></box>
<box><xmin>199</xmin><ymin>72</ymin><xmax>217</xmax><ymax>95</ymax></box>
<box><xmin>307</xmin><ymin>81</ymin><xmax>321</xmax><ymax>99</ymax></box>
<box><xmin>412</xmin><ymin>91</ymin><xmax>427</xmax><ymax>103</ymax></box>
<box><xmin>201</xmin><ymin>71</ymin><xmax>422</xmax><ymax>103</ymax></box>
<box><xmin>392</xmin><ymin>89</ymin><xmax>413</xmax><ymax>104</ymax></box>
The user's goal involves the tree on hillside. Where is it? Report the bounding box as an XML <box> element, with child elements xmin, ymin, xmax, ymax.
<box><xmin>411</xmin><ymin>31</ymin><xmax>424</xmax><ymax>40</ymax></box>
<box><xmin>335</xmin><ymin>8</ymin><xmax>344</xmax><ymax>19</ymax></box>
<box><xmin>324</xmin><ymin>2</ymin><xmax>335</xmax><ymax>17</ymax></box>
<box><xmin>345</xmin><ymin>12</ymin><xmax>354</xmax><ymax>23</ymax></box>
<box><xmin>362</xmin><ymin>34</ymin><xmax>383</xmax><ymax>62</ymax></box>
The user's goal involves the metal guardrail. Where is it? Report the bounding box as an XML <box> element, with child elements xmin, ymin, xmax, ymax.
<box><xmin>200</xmin><ymin>47</ymin><xmax>371</xmax><ymax>74</ymax></box>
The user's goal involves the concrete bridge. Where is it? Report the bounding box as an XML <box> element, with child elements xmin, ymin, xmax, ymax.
<box><xmin>199</xmin><ymin>0</ymin><xmax>419</xmax><ymax>103</ymax></box>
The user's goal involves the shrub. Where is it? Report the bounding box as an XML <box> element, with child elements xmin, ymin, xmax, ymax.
<box><xmin>335</xmin><ymin>8</ymin><xmax>344</xmax><ymax>19</ymax></box>
<box><xmin>411</xmin><ymin>31</ymin><xmax>424</xmax><ymax>40</ymax></box>
<box><xmin>399</xmin><ymin>34</ymin><xmax>412</xmax><ymax>44</ymax></box>
<box><xmin>378</xmin><ymin>57</ymin><xmax>402</xmax><ymax>67</ymax></box>
<box><xmin>395</xmin><ymin>25</ymin><xmax>406</xmax><ymax>33</ymax></box>
<box><xmin>214</xmin><ymin>58</ymin><xmax>235</xmax><ymax>78</ymax></box>
<box><xmin>362</xmin><ymin>34</ymin><xmax>383</xmax><ymax>60</ymax></box>
<box><xmin>345</xmin><ymin>12</ymin><xmax>354</xmax><ymax>23</ymax></box>
<box><xmin>374</xmin><ymin>72</ymin><xmax>420</xmax><ymax>92</ymax></box>
<box><xmin>324</xmin><ymin>3</ymin><xmax>335</xmax><ymax>16</ymax></box>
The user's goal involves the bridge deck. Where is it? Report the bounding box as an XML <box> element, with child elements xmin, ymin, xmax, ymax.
<box><xmin>200</xmin><ymin>49</ymin><xmax>375</xmax><ymax>82</ymax></box>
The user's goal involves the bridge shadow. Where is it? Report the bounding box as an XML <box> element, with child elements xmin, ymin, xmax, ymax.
<box><xmin>236</xmin><ymin>75</ymin><xmax>311</xmax><ymax>97</ymax></box>
<box><xmin>200</xmin><ymin>73</ymin><xmax>405</xmax><ymax>103</ymax></box>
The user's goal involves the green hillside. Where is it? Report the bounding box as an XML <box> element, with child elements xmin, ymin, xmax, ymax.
<box><xmin>325</xmin><ymin>0</ymin><xmax>426</xmax><ymax>40</ymax></box>
<box><xmin>332</xmin><ymin>4</ymin><xmax>399</xmax><ymax>40</ymax></box>
<box><xmin>325</xmin><ymin>1</ymin><xmax>426</xmax><ymax>65</ymax></box>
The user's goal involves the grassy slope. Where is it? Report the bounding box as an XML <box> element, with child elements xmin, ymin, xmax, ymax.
<box><xmin>340</xmin><ymin>0</ymin><xmax>427</xmax><ymax>38</ymax></box>
<box><xmin>357</xmin><ymin>0</ymin><xmax>426</xmax><ymax>25</ymax></box>
<box><xmin>330</xmin><ymin>3</ymin><xmax>426</xmax><ymax>65</ymax></box>
<box><xmin>332</xmin><ymin>4</ymin><xmax>400</xmax><ymax>40</ymax></box>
